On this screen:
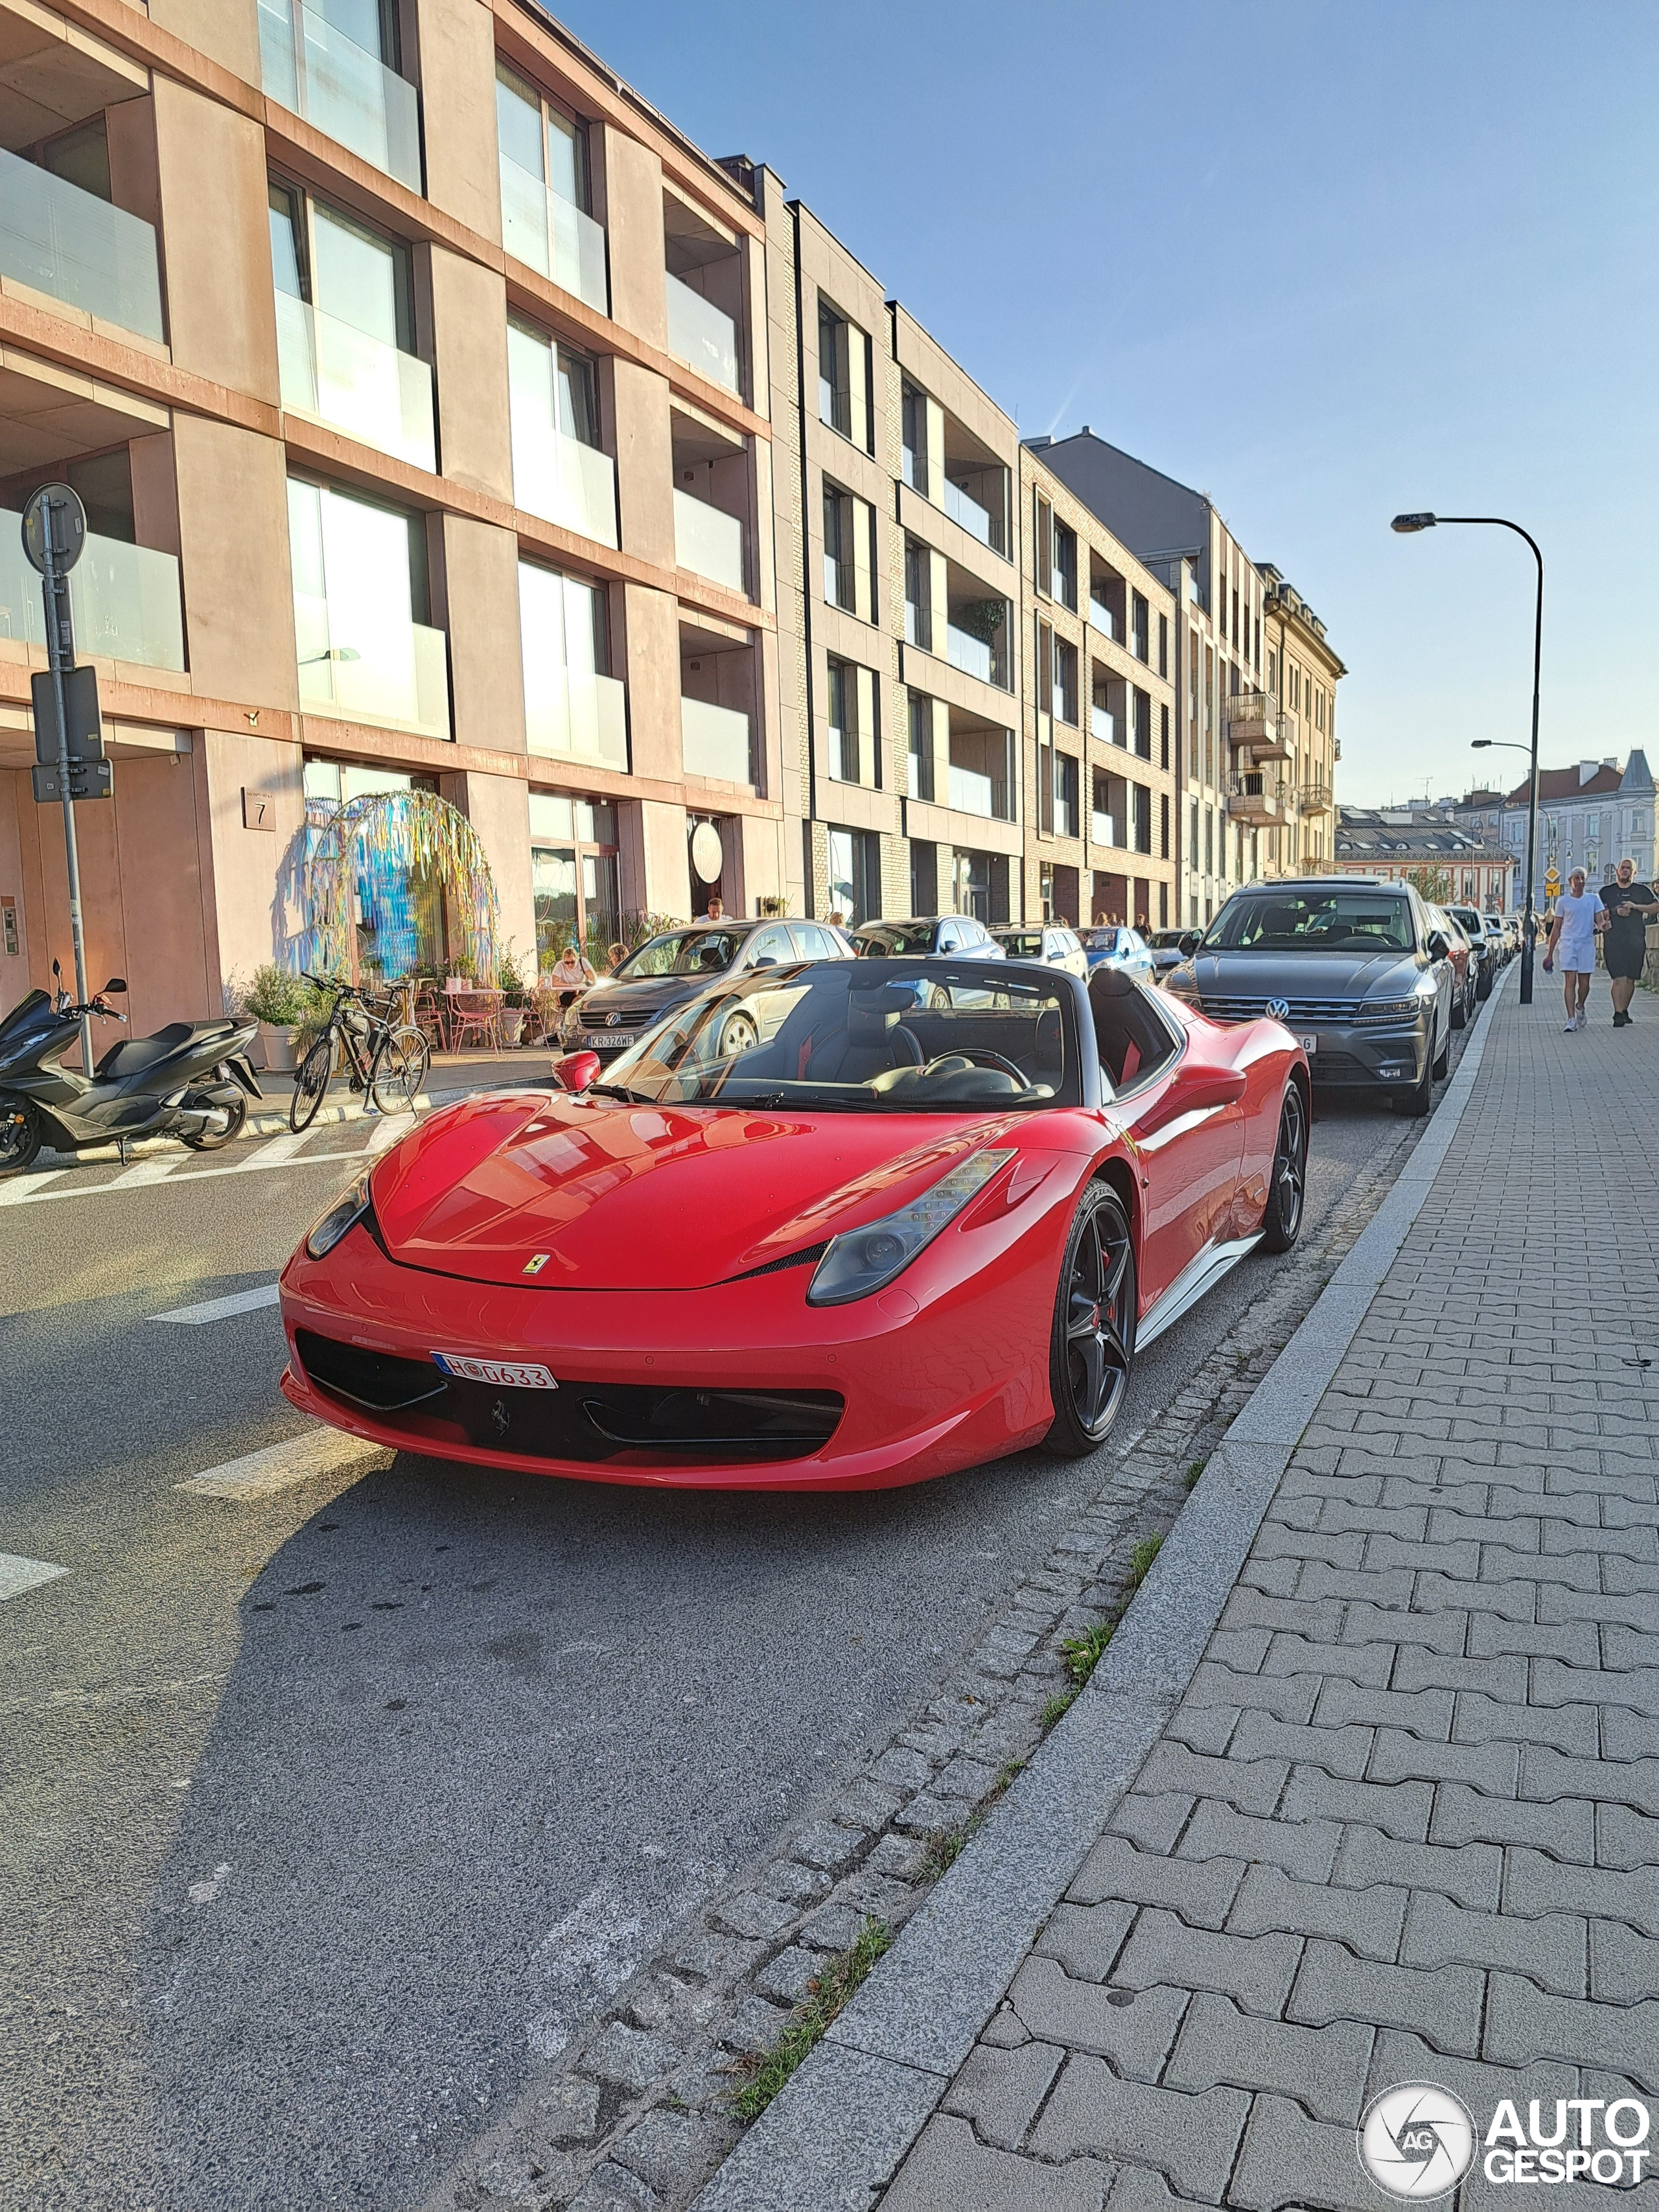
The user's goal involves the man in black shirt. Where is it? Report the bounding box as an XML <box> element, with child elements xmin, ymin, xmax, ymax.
<box><xmin>1600</xmin><ymin>857</ymin><xmax>1658</xmax><ymax>1027</ymax></box>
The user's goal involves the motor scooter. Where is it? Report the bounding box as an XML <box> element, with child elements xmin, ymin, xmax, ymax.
<box><xmin>0</xmin><ymin>964</ymin><xmax>263</xmax><ymax>1176</ymax></box>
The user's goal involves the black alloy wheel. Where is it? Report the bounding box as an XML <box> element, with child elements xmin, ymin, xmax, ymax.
<box><xmin>0</xmin><ymin>1097</ymin><xmax>41</xmax><ymax>1178</ymax></box>
<box><xmin>1261</xmin><ymin>1082</ymin><xmax>1307</xmax><ymax>1252</ymax></box>
<box><xmin>183</xmin><ymin>1091</ymin><xmax>246</xmax><ymax>1151</ymax></box>
<box><xmin>1043</xmin><ymin>1182</ymin><xmax>1136</xmax><ymax>1458</ymax></box>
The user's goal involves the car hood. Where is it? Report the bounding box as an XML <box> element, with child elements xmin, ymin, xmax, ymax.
<box><xmin>369</xmin><ymin>1091</ymin><xmax>1032</xmax><ymax>1290</ymax></box>
<box><xmin>565</xmin><ymin>975</ymin><xmax>707</xmax><ymax>1022</ymax></box>
<box><xmin>1176</xmin><ymin>949</ymin><xmax>1422</xmax><ymax>997</ymax></box>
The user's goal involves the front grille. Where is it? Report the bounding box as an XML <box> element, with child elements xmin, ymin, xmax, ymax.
<box><xmin>1196</xmin><ymin>995</ymin><xmax>1404</xmax><ymax>1025</ymax></box>
<box><xmin>296</xmin><ymin>1329</ymin><xmax>842</xmax><ymax>1464</ymax></box>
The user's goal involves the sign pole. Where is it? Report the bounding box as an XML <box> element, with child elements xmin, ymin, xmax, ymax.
<box><xmin>43</xmin><ymin>507</ymin><xmax>94</xmax><ymax>1073</ymax></box>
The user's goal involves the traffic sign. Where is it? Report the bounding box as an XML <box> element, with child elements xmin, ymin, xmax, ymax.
<box><xmin>32</xmin><ymin>666</ymin><xmax>102</xmax><ymax>767</ymax></box>
<box><xmin>21</xmin><ymin>483</ymin><xmax>86</xmax><ymax>576</ymax></box>
<box><xmin>32</xmin><ymin>757</ymin><xmax>112</xmax><ymax>804</ymax></box>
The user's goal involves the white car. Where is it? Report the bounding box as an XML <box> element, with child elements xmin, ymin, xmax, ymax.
<box><xmin>992</xmin><ymin>924</ymin><xmax>1089</xmax><ymax>977</ymax></box>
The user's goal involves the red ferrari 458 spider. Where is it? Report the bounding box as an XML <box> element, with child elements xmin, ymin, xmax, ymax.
<box><xmin>279</xmin><ymin>959</ymin><xmax>1307</xmax><ymax>1491</ymax></box>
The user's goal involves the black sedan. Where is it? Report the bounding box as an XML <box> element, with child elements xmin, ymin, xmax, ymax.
<box><xmin>557</xmin><ymin>918</ymin><xmax>852</xmax><ymax>1061</ymax></box>
<box><xmin>1163</xmin><ymin>878</ymin><xmax>1457</xmax><ymax>1117</ymax></box>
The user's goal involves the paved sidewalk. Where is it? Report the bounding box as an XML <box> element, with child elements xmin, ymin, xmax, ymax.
<box><xmin>864</xmin><ymin>983</ymin><xmax>1659</xmax><ymax>2208</ymax></box>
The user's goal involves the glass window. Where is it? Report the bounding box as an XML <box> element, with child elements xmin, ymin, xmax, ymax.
<box><xmin>1052</xmin><ymin>519</ymin><xmax>1077</xmax><ymax>610</ymax></box>
<box><xmin>529</xmin><ymin>787</ymin><xmax>618</xmax><ymax>971</ymax></box>
<box><xmin>268</xmin><ymin>181</ymin><xmax>412</xmax><ymax>348</ymax></box>
<box><xmin>907</xmin><ymin>690</ymin><xmax>934</xmax><ymax>802</ymax></box>
<box><xmin>1204</xmin><ymin>888</ymin><xmax>1413</xmax><ymax>953</ymax></box>
<box><xmin>818</xmin><ymin>299</ymin><xmax>850</xmax><ymax>436</ymax></box>
<box><xmin>619</xmin><ymin>927</ymin><xmax>743</xmax><ymax>979</ymax></box>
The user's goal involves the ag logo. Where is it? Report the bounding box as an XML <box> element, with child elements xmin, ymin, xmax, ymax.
<box><xmin>1359</xmin><ymin>2084</ymin><xmax>1476</xmax><ymax>2199</ymax></box>
<box><xmin>1266</xmin><ymin>997</ymin><xmax>1291</xmax><ymax>1022</ymax></box>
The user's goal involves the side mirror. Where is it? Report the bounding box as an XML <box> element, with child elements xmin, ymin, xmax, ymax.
<box><xmin>1135</xmin><ymin>1060</ymin><xmax>1246</xmax><ymax>1133</ymax></box>
<box><xmin>552</xmin><ymin>1050</ymin><xmax>600</xmax><ymax>1095</ymax></box>
<box><xmin>752</xmin><ymin>954</ymin><xmax>777</xmax><ymax>970</ymax></box>
<box><xmin>1426</xmin><ymin>931</ymin><xmax>1450</xmax><ymax>960</ymax></box>
<box><xmin>1178</xmin><ymin>932</ymin><xmax>1200</xmax><ymax>957</ymax></box>
<box><xmin>105</xmin><ymin>977</ymin><xmax>128</xmax><ymax>993</ymax></box>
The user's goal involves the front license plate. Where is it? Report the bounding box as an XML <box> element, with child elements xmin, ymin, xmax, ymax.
<box><xmin>585</xmin><ymin>1032</ymin><xmax>631</xmax><ymax>1049</ymax></box>
<box><xmin>1299</xmin><ymin>1034</ymin><xmax>1318</xmax><ymax>1054</ymax></box>
<box><xmin>433</xmin><ymin>1353</ymin><xmax>558</xmax><ymax>1389</ymax></box>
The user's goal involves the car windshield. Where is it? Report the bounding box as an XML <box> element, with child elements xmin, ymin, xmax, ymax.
<box><xmin>855</xmin><ymin>924</ymin><xmax>939</xmax><ymax>957</ymax></box>
<box><xmin>614</xmin><ymin>928</ymin><xmax>743</xmax><ymax>979</ymax></box>
<box><xmin>997</xmin><ymin>931</ymin><xmax>1048</xmax><ymax>959</ymax></box>
<box><xmin>1148</xmin><ymin>930</ymin><xmax>1187</xmax><ymax>949</ymax></box>
<box><xmin>1203</xmin><ymin>890</ymin><xmax>1414</xmax><ymax>953</ymax></box>
<box><xmin>599</xmin><ymin>962</ymin><xmax>1078</xmax><ymax>1111</ymax></box>
<box><xmin>1080</xmin><ymin>928</ymin><xmax>1122</xmax><ymax>951</ymax></box>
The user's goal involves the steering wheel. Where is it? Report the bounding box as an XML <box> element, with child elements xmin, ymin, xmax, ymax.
<box><xmin>922</xmin><ymin>1048</ymin><xmax>1026</xmax><ymax>1082</ymax></box>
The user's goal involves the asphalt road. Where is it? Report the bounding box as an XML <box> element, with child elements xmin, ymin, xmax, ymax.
<box><xmin>0</xmin><ymin>1040</ymin><xmax>1472</xmax><ymax>2211</ymax></box>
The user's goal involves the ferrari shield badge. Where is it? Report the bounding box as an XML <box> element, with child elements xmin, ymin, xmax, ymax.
<box><xmin>523</xmin><ymin>1253</ymin><xmax>551</xmax><ymax>1275</ymax></box>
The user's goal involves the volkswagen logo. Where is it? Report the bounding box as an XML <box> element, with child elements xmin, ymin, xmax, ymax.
<box><xmin>1266</xmin><ymin>997</ymin><xmax>1291</xmax><ymax>1022</ymax></box>
<box><xmin>607</xmin><ymin>1011</ymin><xmax>621</xmax><ymax>1027</ymax></box>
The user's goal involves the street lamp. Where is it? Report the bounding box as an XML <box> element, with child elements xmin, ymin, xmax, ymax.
<box><xmin>1390</xmin><ymin>512</ymin><xmax>1544</xmax><ymax>1003</ymax></box>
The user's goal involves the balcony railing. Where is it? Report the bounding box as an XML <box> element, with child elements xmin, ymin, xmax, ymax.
<box><xmin>294</xmin><ymin>592</ymin><xmax>450</xmax><ymax>739</ymax></box>
<box><xmin>259</xmin><ymin>0</ymin><xmax>421</xmax><ymax>192</ymax></box>
<box><xmin>947</xmin><ymin>762</ymin><xmax>1002</xmax><ymax>819</ymax></box>
<box><xmin>943</xmin><ymin>476</ymin><xmax>997</xmax><ymax>552</ymax></box>
<box><xmin>0</xmin><ymin>145</ymin><xmax>164</xmax><ymax>342</ymax></box>
<box><xmin>1227</xmin><ymin>771</ymin><xmax>1284</xmax><ymax>826</ymax></box>
<box><xmin>674</xmin><ymin>490</ymin><xmax>745</xmax><ymax>594</ymax></box>
<box><xmin>0</xmin><ymin>508</ymin><xmax>183</xmax><ymax>670</ymax></box>
<box><xmin>946</xmin><ymin>620</ymin><xmax>1010</xmax><ymax>689</ymax></box>
<box><xmin>1299</xmin><ymin>778</ymin><xmax>1334</xmax><ymax>817</ymax></box>
<box><xmin>1090</xmin><ymin>703</ymin><xmax>1117</xmax><ymax>746</ymax></box>
<box><xmin>1087</xmin><ymin>598</ymin><xmax>1116</xmax><ymax>640</ymax></box>
<box><xmin>1091</xmin><ymin>810</ymin><xmax>1116</xmax><ymax>846</ymax></box>
<box><xmin>511</xmin><ymin>422</ymin><xmax>619</xmax><ymax>550</ymax></box>
<box><xmin>666</xmin><ymin>272</ymin><xmax>739</xmax><ymax>395</ymax></box>
<box><xmin>681</xmin><ymin>695</ymin><xmax>751</xmax><ymax>784</ymax></box>
<box><xmin>275</xmin><ymin>293</ymin><xmax>435</xmax><ymax>471</ymax></box>
<box><xmin>498</xmin><ymin>152</ymin><xmax>608</xmax><ymax>314</ymax></box>
<box><xmin>1224</xmin><ymin>690</ymin><xmax>1286</xmax><ymax>753</ymax></box>
<box><xmin>525</xmin><ymin>664</ymin><xmax>628</xmax><ymax>771</ymax></box>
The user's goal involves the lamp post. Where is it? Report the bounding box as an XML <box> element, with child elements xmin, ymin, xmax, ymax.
<box><xmin>1391</xmin><ymin>513</ymin><xmax>1543</xmax><ymax>1005</ymax></box>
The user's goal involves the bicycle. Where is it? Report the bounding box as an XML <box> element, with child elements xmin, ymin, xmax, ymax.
<box><xmin>290</xmin><ymin>973</ymin><xmax>432</xmax><ymax>1134</ymax></box>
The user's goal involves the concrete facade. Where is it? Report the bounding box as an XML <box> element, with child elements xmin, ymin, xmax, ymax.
<box><xmin>1261</xmin><ymin>565</ymin><xmax>1345</xmax><ymax>877</ymax></box>
<box><xmin>1456</xmin><ymin>752</ymin><xmax>1658</xmax><ymax>897</ymax></box>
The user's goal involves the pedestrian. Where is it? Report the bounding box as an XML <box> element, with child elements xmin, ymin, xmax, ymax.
<box><xmin>828</xmin><ymin>909</ymin><xmax>846</xmax><ymax>929</ymax></box>
<box><xmin>1597</xmin><ymin>859</ymin><xmax>1658</xmax><ymax>1027</ymax></box>
<box><xmin>606</xmin><ymin>942</ymin><xmax>626</xmax><ymax>972</ymax></box>
<box><xmin>1541</xmin><ymin>867</ymin><xmax>1604</xmax><ymax>1032</ymax></box>
<box><xmin>546</xmin><ymin>939</ymin><xmax>597</xmax><ymax>1006</ymax></box>
<box><xmin>704</xmin><ymin>894</ymin><xmax>724</xmax><ymax>924</ymax></box>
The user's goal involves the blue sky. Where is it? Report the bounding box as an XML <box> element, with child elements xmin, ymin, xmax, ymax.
<box><xmin>548</xmin><ymin>0</ymin><xmax>1658</xmax><ymax>808</ymax></box>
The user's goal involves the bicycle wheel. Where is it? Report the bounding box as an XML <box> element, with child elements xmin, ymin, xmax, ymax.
<box><xmin>370</xmin><ymin>1026</ymin><xmax>430</xmax><ymax>1115</ymax></box>
<box><xmin>290</xmin><ymin>1034</ymin><xmax>333</xmax><ymax>1132</ymax></box>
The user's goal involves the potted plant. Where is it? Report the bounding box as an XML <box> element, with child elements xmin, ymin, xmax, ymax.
<box><xmin>238</xmin><ymin>964</ymin><xmax>320</xmax><ymax>1073</ymax></box>
<box><xmin>496</xmin><ymin>940</ymin><xmax>530</xmax><ymax>1047</ymax></box>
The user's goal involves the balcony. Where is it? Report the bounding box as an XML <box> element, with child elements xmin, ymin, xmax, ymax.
<box><xmin>0</xmin><ymin>509</ymin><xmax>183</xmax><ymax>670</ymax></box>
<box><xmin>259</xmin><ymin>0</ymin><xmax>421</xmax><ymax>191</ymax></box>
<box><xmin>294</xmin><ymin>592</ymin><xmax>450</xmax><ymax>739</ymax></box>
<box><xmin>1225</xmin><ymin>690</ymin><xmax>1290</xmax><ymax>758</ymax></box>
<box><xmin>512</xmin><ymin>426</ymin><xmax>619</xmax><ymax>550</ymax></box>
<box><xmin>666</xmin><ymin>272</ymin><xmax>739</xmax><ymax>395</ymax></box>
<box><xmin>275</xmin><ymin>293</ymin><xmax>435</xmax><ymax>471</ymax></box>
<box><xmin>947</xmin><ymin>728</ymin><xmax>1014</xmax><ymax>822</ymax></box>
<box><xmin>674</xmin><ymin>490</ymin><xmax>745</xmax><ymax>594</ymax></box>
<box><xmin>1091</xmin><ymin>810</ymin><xmax>1116</xmax><ymax>847</ymax></box>
<box><xmin>681</xmin><ymin>695</ymin><xmax>750</xmax><ymax>783</ymax></box>
<box><xmin>942</xmin><ymin>476</ymin><xmax>995</xmax><ymax>550</ymax></box>
<box><xmin>1227</xmin><ymin>772</ymin><xmax>1285</xmax><ymax>828</ymax></box>
<box><xmin>946</xmin><ymin>623</ymin><xmax>993</xmax><ymax>685</ymax></box>
<box><xmin>1090</xmin><ymin>703</ymin><xmax>1117</xmax><ymax>747</ymax></box>
<box><xmin>1299</xmin><ymin>778</ymin><xmax>1334</xmax><ymax>817</ymax></box>
<box><xmin>525</xmin><ymin>664</ymin><xmax>628</xmax><ymax>771</ymax></box>
<box><xmin>498</xmin><ymin>152</ymin><xmax>608</xmax><ymax>314</ymax></box>
<box><xmin>1087</xmin><ymin>598</ymin><xmax>1116</xmax><ymax>641</ymax></box>
<box><xmin>947</xmin><ymin>763</ymin><xmax>1001</xmax><ymax>818</ymax></box>
<box><xmin>0</xmin><ymin>145</ymin><xmax>163</xmax><ymax>342</ymax></box>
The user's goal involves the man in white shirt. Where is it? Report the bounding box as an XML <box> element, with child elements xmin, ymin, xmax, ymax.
<box><xmin>1542</xmin><ymin>867</ymin><xmax>1605</xmax><ymax>1030</ymax></box>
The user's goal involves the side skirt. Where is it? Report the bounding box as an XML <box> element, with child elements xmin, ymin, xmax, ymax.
<box><xmin>1135</xmin><ymin>1231</ymin><xmax>1264</xmax><ymax>1351</ymax></box>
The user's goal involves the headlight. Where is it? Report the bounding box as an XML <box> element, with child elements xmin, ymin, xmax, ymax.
<box><xmin>1362</xmin><ymin>998</ymin><xmax>1425</xmax><ymax>1020</ymax></box>
<box><xmin>306</xmin><ymin>1172</ymin><xmax>373</xmax><ymax>1259</ymax></box>
<box><xmin>807</xmin><ymin>1148</ymin><xmax>1014</xmax><ymax>1307</ymax></box>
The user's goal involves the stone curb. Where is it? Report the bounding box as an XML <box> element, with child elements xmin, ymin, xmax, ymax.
<box><xmin>693</xmin><ymin>966</ymin><xmax>1515</xmax><ymax>2212</ymax></box>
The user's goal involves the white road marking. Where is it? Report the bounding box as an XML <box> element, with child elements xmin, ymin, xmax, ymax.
<box><xmin>0</xmin><ymin>1170</ymin><xmax>69</xmax><ymax>1207</ymax></box>
<box><xmin>152</xmin><ymin>1283</ymin><xmax>281</xmax><ymax>1325</ymax></box>
<box><xmin>107</xmin><ymin>1156</ymin><xmax>183</xmax><ymax>1188</ymax></box>
<box><xmin>232</xmin><ymin>1132</ymin><xmax>312</xmax><ymax>1171</ymax></box>
<box><xmin>365</xmin><ymin>1112</ymin><xmax>416</xmax><ymax>1153</ymax></box>
<box><xmin>0</xmin><ymin>1146</ymin><xmax>354</xmax><ymax>1208</ymax></box>
<box><xmin>175</xmin><ymin>1426</ymin><xmax>389</xmax><ymax>1501</ymax></box>
<box><xmin>0</xmin><ymin>1554</ymin><xmax>69</xmax><ymax>1603</ymax></box>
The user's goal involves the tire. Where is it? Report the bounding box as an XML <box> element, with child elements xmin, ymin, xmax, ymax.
<box><xmin>1397</xmin><ymin>1028</ymin><xmax>1434</xmax><ymax>1117</ymax></box>
<box><xmin>0</xmin><ymin>1097</ymin><xmax>41</xmax><ymax>1178</ymax></box>
<box><xmin>290</xmin><ymin>1035</ymin><xmax>332</xmax><ymax>1133</ymax></box>
<box><xmin>717</xmin><ymin>1010</ymin><xmax>760</xmax><ymax>1058</ymax></box>
<box><xmin>1476</xmin><ymin>961</ymin><xmax>1492</xmax><ymax>1002</ymax></box>
<box><xmin>371</xmin><ymin>1027</ymin><xmax>430</xmax><ymax>1115</ymax></box>
<box><xmin>1043</xmin><ymin>1182</ymin><xmax>1136</xmax><ymax>1458</ymax></box>
<box><xmin>182</xmin><ymin>1091</ymin><xmax>246</xmax><ymax>1151</ymax></box>
<box><xmin>1260</xmin><ymin>1082</ymin><xmax>1307</xmax><ymax>1253</ymax></box>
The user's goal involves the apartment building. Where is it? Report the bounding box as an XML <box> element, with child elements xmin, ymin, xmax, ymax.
<box><xmin>1454</xmin><ymin>752</ymin><xmax>1658</xmax><ymax>893</ymax></box>
<box><xmin>1261</xmin><ymin>565</ymin><xmax>1343</xmax><ymax>875</ymax></box>
<box><xmin>1020</xmin><ymin>445</ymin><xmax>1176</xmax><ymax>930</ymax></box>
<box><xmin>1335</xmin><ymin>806</ymin><xmax>1515</xmax><ymax>912</ymax></box>
<box><xmin>0</xmin><ymin>0</ymin><xmax>791</xmax><ymax>1030</ymax></box>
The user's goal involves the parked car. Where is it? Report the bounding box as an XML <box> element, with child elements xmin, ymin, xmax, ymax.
<box><xmin>281</xmin><ymin>957</ymin><xmax>1310</xmax><ymax>1490</ymax></box>
<box><xmin>992</xmin><ymin>924</ymin><xmax>1089</xmax><ymax>977</ymax></box>
<box><xmin>1163</xmin><ymin>876</ymin><xmax>1456</xmax><ymax>1117</ymax></box>
<box><xmin>1448</xmin><ymin>903</ymin><xmax>1496</xmax><ymax>999</ymax></box>
<box><xmin>851</xmin><ymin>916</ymin><xmax>1004</xmax><ymax>960</ymax></box>
<box><xmin>1076</xmin><ymin>925</ymin><xmax>1155</xmax><ymax>983</ymax></box>
<box><xmin>556</xmin><ymin>918</ymin><xmax>852</xmax><ymax>1062</ymax></box>
<box><xmin>1145</xmin><ymin>927</ymin><xmax>1193</xmax><ymax>980</ymax></box>
<box><xmin>1429</xmin><ymin>905</ymin><xmax>1479</xmax><ymax>1027</ymax></box>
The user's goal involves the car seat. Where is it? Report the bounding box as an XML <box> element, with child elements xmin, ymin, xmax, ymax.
<box><xmin>804</xmin><ymin>1001</ymin><xmax>925</xmax><ymax>1084</ymax></box>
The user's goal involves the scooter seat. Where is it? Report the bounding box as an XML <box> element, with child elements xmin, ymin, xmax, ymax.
<box><xmin>96</xmin><ymin>1020</ymin><xmax>237</xmax><ymax>1079</ymax></box>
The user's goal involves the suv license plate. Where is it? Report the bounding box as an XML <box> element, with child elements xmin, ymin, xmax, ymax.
<box><xmin>433</xmin><ymin>1354</ymin><xmax>557</xmax><ymax>1389</ymax></box>
<box><xmin>1299</xmin><ymin>1034</ymin><xmax>1318</xmax><ymax>1053</ymax></box>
